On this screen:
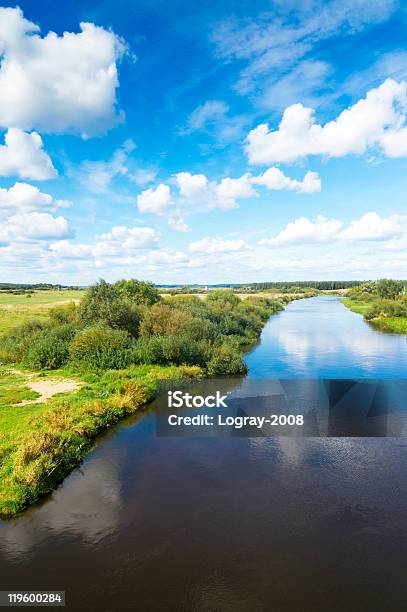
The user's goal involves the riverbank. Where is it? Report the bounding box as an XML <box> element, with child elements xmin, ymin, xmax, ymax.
<box><xmin>0</xmin><ymin>363</ymin><xmax>205</xmax><ymax>516</ymax></box>
<box><xmin>0</xmin><ymin>285</ymin><xmax>298</xmax><ymax>517</ymax></box>
<box><xmin>342</xmin><ymin>298</ymin><xmax>407</xmax><ymax>334</ymax></box>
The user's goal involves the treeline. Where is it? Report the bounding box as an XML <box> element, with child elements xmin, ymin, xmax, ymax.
<box><xmin>246</xmin><ymin>281</ymin><xmax>364</xmax><ymax>290</ymax></box>
<box><xmin>0</xmin><ymin>283</ymin><xmax>82</xmax><ymax>292</ymax></box>
<box><xmin>0</xmin><ymin>280</ymin><xmax>287</xmax><ymax>376</ymax></box>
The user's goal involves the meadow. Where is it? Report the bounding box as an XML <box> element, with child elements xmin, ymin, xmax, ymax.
<box><xmin>0</xmin><ymin>289</ymin><xmax>83</xmax><ymax>333</ymax></box>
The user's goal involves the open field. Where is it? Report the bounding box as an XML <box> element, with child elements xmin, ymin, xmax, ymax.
<box><xmin>0</xmin><ymin>290</ymin><xmax>83</xmax><ymax>333</ymax></box>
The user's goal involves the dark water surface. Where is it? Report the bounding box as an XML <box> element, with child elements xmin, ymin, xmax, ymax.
<box><xmin>1</xmin><ymin>297</ymin><xmax>407</xmax><ymax>611</ymax></box>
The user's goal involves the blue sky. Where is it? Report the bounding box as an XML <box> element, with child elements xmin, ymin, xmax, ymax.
<box><xmin>1</xmin><ymin>0</ymin><xmax>407</xmax><ymax>284</ymax></box>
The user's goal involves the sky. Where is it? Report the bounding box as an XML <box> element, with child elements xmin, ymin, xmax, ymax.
<box><xmin>0</xmin><ymin>0</ymin><xmax>407</xmax><ymax>284</ymax></box>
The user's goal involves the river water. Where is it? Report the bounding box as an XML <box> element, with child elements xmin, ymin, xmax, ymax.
<box><xmin>1</xmin><ymin>296</ymin><xmax>407</xmax><ymax>611</ymax></box>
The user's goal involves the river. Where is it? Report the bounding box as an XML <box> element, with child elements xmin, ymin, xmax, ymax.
<box><xmin>1</xmin><ymin>296</ymin><xmax>407</xmax><ymax>611</ymax></box>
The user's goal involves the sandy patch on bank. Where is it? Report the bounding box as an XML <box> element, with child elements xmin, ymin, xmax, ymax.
<box><xmin>10</xmin><ymin>370</ymin><xmax>82</xmax><ymax>405</ymax></box>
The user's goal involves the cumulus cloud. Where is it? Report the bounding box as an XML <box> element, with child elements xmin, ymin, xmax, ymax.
<box><xmin>176</xmin><ymin>172</ymin><xmax>208</xmax><ymax>199</ymax></box>
<box><xmin>260</xmin><ymin>215</ymin><xmax>342</xmax><ymax>246</ymax></box>
<box><xmin>339</xmin><ymin>212</ymin><xmax>402</xmax><ymax>241</ymax></box>
<box><xmin>189</xmin><ymin>236</ymin><xmax>250</xmax><ymax>254</ymax></box>
<box><xmin>138</xmin><ymin>166</ymin><xmax>321</xmax><ymax>230</ymax></box>
<box><xmin>252</xmin><ymin>168</ymin><xmax>321</xmax><ymax>193</ymax></box>
<box><xmin>260</xmin><ymin>212</ymin><xmax>403</xmax><ymax>247</ymax></box>
<box><xmin>246</xmin><ymin>79</ymin><xmax>407</xmax><ymax>164</ymax></box>
<box><xmin>0</xmin><ymin>182</ymin><xmax>69</xmax><ymax>217</ymax></box>
<box><xmin>6</xmin><ymin>212</ymin><xmax>73</xmax><ymax>240</ymax></box>
<box><xmin>137</xmin><ymin>184</ymin><xmax>172</xmax><ymax>214</ymax></box>
<box><xmin>95</xmin><ymin>225</ymin><xmax>159</xmax><ymax>254</ymax></box>
<box><xmin>0</xmin><ymin>7</ymin><xmax>126</xmax><ymax>135</ymax></box>
<box><xmin>0</xmin><ymin>128</ymin><xmax>56</xmax><ymax>180</ymax></box>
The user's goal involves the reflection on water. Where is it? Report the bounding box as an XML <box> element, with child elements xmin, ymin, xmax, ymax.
<box><xmin>1</xmin><ymin>297</ymin><xmax>407</xmax><ymax>611</ymax></box>
<box><xmin>246</xmin><ymin>296</ymin><xmax>407</xmax><ymax>378</ymax></box>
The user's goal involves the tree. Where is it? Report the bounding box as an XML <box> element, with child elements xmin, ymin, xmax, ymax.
<box><xmin>78</xmin><ymin>279</ymin><xmax>140</xmax><ymax>337</ymax></box>
<box><xmin>375</xmin><ymin>279</ymin><xmax>404</xmax><ymax>300</ymax></box>
<box><xmin>114</xmin><ymin>279</ymin><xmax>160</xmax><ymax>306</ymax></box>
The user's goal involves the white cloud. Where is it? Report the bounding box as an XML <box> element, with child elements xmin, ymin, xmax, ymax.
<box><xmin>183</xmin><ymin>100</ymin><xmax>248</xmax><ymax>144</ymax></box>
<box><xmin>95</xmin><ymin>225</ymin><xmax>159</xmax><ymax>254</ymax></box>
<box><xmin>176</xmin><ymin>172</ymin><xmax>208</xmax><ymax>199</ymax></box>
<box><xmin>211</xmin><ymin>1</ymin><xmax>397</xmax><ymax>107</ymax></box>
<box><xmin>138</xmin><ymin>166</ymin><xmax>320</xmax><ymax>230</ymax></box>
<box><xmin>0</xmin><ymin>182</ymin><xmax>71</xmax><ymax>218</ymax></box>
<box><xmin>7</xmin><ymin>212</ymin><xmax>73</xmax><ymax>240</ymax></box>
<box><xmin>75</xmin><ymin>142</ymin><xmax>135</xmax><ymax>194</ymax></box>
<box><xmin>189</xmin><ymin>236</ymin><xmax>250</xmax><ymax>254</ymax></box>
<box><xmin>260</xmin><ymin>211</ymin><xmax>404</xmax><ymax>247</ymax></box>
<box><xmin>339</xmin><ymin>212</ymin><xmax>402</xmax><ymax>241</ymax></box>
<box><xmin>132</xmin><ymin>167</ymin><xmax>157</xmax><ymax>186</ymax></box>
<box><xmin>0</xmin><ymin>7</ymin><xmax>126</xmax><ymax>135</ymax></box>
<box><xmin>260</xmin><ymin>215</ymin><xmax>343</xmax><ymax>246</ymax></box>
<box><xmin>137</xmin><ymin>184</ymin><xmax>172</xmax><ymax>214</ymax></box>
<box><xmin>215</xmin><ymin>173</ymin><xmax>257</xmax><ymax>209</ymax></box>
<box><xmin>246</xmin><ymin>79</ymin><xmax>407</xmax><ymax>164</ymax></box>
<box><xmin>167</xmin><ymin>214</ymin><xmax>189</xmax><ymax>232</ymax></box>
<box><xmin>186</xmin><ymin>100</ymin><xmax>229</xmax><ymax>132</ymax></box>
<box><xmin>49</xmin><ymin>240</ymin><xmax>92</xmax><ymax>259</ymax></box>
<box><xmin>0</xmin><ymin>128</ymin><xmax>56</xmax><ymax>179</ymax></box>
<box><xmin>252</xmin><ymin>168</ymin><xmax>321</xmax><ymax>193</ymax></box>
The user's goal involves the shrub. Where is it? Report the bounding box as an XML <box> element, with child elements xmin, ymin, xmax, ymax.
<box><xmin>111</xmin><ymin>380</ymin><xmax>151</xmax><ymax>413</ymax></box>
<box><xmin>69</xmin><ymin>325</ymin><xmax>131</xmax><ymax>370</ymax></box>
<box><xmin>49</xmin><ymin>302</ymin><xmax>78</xmax><ymax>325</ymax></box>
<box><xmin>1</xmin><ymin>320</ymin><xmax>49</xmax><ymax>362</ymax></box>
<box><xmin>206</xmin><ymin>289</ymin><xmax>240</xmax><ymax>308</ymax></box>
<box><xmin>206</xmin><ymin>340</ymin><xmax>247</xmax><ymax>376</ymax></box>
<box><xmin>23</xmin><ymin>323</ymin><xmax>77</xmax><ymax>370</ymax></box>
<box><xmin>130</xmin><ymin>336</ymin><xmax>165</xmax><ymax>364</ymax></box>
<box><xmin>139</xmin><ymin>303</ymin><xmax>192</xmax><ymax>337</ymax></box>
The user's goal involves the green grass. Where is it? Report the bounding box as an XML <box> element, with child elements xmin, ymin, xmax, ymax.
<box><xmin>0</xmin><ymin>363</ymin><xmax>203</xmax><ymax>516</ymax></box>
<box><xmin>342</xmin><ymin>298</ymin><xmax>407</xmax><ymax>334</ymax></box>
<box><xmin>0</xmin><ymin>290</ymin><xmax>83</xmax><ymax>333</ymax></box>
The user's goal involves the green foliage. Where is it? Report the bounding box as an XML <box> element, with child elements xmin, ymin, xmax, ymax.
<box><xmin>69</xmin><ymin>325</ymin><xmax>131</xmax><ymax>370</ymax></box>
<box><xmin>113</xmin><ymin>279</ymin><xmax>160</xmax><ymax>306</ymax></box>
<box><xmin>23</xmin><ymin>323</ymin><xmax>77</xmax><ymax>370</ymax></box>
<box><xmin>206</xmin><ymin>340</ymin><xmax>247</xmax><ymax>376</ymax></box>
<box><xmin>206</xmin><ymin>289</ymin><xmax>241</xmax><ymax>308</ymax></box>
<box><xmin>375</xmin><ymin>278</ymin><xmax>404</xmax><ymax>300</ymax></box>
<box><xmin>1</xmin><ymin>319</ymin><xmax>48</xmax><ymax>362</ymax></box>
<box><xmin>49</xmin><ymin>302</ymin><xmax>78</xmax><ymax>325</ymax></box>
<box><xmin>139</xmin><ymin>303</ymin><xmax>191</xmax><ymax>336</ymax></box>
<box><xmin>78</xmin><ymin>279</ymin><xmax>140</xmax><ymax>337</ymax></box>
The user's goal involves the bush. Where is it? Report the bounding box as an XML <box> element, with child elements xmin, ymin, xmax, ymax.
<box><xmin>23</xmin><ymin>323</ymin><xmax>77</xmax><ymax>370</ymax></box>
<box><xmin>206</xmin><ymin>340</ymin><xmax>247</xmax><ymax>376</ymax></box>
<box><xmin>139</xmin><ymin>303</ymin><xmax>192</xmax><ymax>337</ymax></box>
<box><xmin>69</xmin><ymin>325</ymin><xmax>131</xmax><ymax>370</ymax></box>
<box><xmin>1</xmin><ymin>320</ymin><xmax>49</xmax><ymax>362</ymax></box>
<box><xmin>130</xmin><ymin>334</ymin><xmax>208</xmax><ymax>366</ymax></box>
<box><xmin>49</xmin><ymin>302</ymin><xmax>78</xmax><ymax>325</ymax></box>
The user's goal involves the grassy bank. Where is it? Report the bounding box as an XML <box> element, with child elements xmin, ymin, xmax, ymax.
<box><xmin>0</xmin><ymin>363</ymin><xmax>203</xmax><ymax>516</ymax></box>
<box><xmin>342</xmin><ymin>279</ymin><xmax>407</xmax><ymax>334</ymax></box>
<box><xmin>0</xmin><ymin>281</ymin><xmax>297</xmax><ymax>516</ymax></box>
